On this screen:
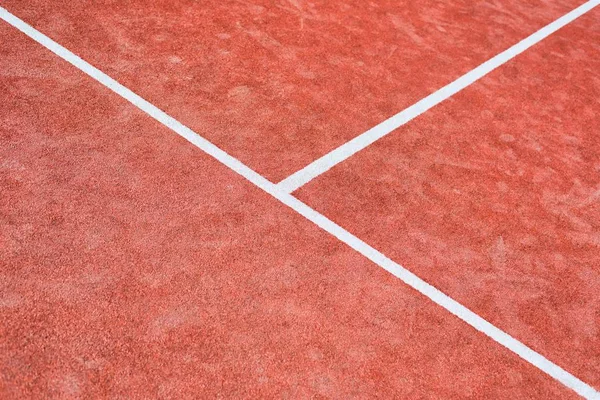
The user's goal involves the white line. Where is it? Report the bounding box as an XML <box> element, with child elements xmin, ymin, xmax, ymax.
<box><xmin>1</xmin><ymin>7</ymin><xmax>598</xmax><ymax>399</ymax></box>
<box><xmin>276</xmin><ymin>0</ymin><xmax>600</xmax><ymax>193</ymax></box>
<box><xmin>0</xmin><ymin>7</ymin><xmax>273</xmax><ymax>195</ymax></box>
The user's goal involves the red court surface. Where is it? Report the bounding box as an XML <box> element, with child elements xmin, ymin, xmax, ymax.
<box><xmin>297</xmin><ymin>8</ymin><xmax>600</xmax><ymax>390</ymax></box>
<box><xmin>2</xmin><ymin>0</ymin><xmax>600</xmax><ymax>398</ymax></box>
<box><xmin>0</xmin><ymin>0</ymin><xmax>588</xmax><ymax>181</ymax></box>
<box><xmin>0</xmin><ymin>24</ymin><xmax>580</xmax><ymax>399</ymax></box>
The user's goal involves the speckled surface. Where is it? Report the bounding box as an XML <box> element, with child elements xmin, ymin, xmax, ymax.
<box><xmin>0</xmin><ymin>0</ymin><xmax>587</xmax><ymax>181</ymax></box>
<box><xmin>0</xmin><ymin>22</ymin><xmax>581</xmax><ymax>399</ymax></box>
<box><xmin>296</xmin><ymin>9</ymin><xmax>600</xmax><ymax>389</ymax></box>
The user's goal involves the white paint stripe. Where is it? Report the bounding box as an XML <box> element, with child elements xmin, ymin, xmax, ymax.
<box><xmin>1</xmin><ymin>7</ymin><xmax>598</xmax><ymax>399</ymax></box>
<box><xmin>276</xmin><ymin>0</ymin><xmax>600</xmax><ymax>193</ymax></box>
<box><xmin>0</xmin><ymin>7</ymin><xmax>273</xmax><ymax>194</ymax></box>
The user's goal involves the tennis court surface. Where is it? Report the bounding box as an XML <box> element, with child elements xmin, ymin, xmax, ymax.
<box><xmin>1</xmin><ymin>0</ymin><xmax>599</xmax><ymax>398</ymax></box>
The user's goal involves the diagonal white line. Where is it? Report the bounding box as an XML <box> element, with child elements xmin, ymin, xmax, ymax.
<box><xmin>276</xmin><ymin>0</ymin><xmax>600</xmax><ymax>194</ymax></box>
<box><xmin>1</xmin><ymin>6</ymin><xmax>598</xmax><ymax>399</ymax></box>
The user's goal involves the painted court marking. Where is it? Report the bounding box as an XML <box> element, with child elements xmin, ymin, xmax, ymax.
<box><xmin>276</xmin><ymin>0</ymin><xmax>600</xmax><ymax>194</ymax></box>
<box><xmin>1</xmin><ymin>6</ymin><xmax>598</xmax><ymax>399</ymax></box>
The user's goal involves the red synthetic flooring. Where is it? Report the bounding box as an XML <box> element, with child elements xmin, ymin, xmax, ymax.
<box><xmin>1</xmin><ymin>0</ymin><xmax>600</xmax><ymax>398</ymax></box>
<box><xmin>297</xmin><ymin>7</ymin><xmax>600</xmax><ymax>389</ymax></box>
<box><xmin>0</xmin><ymin>23</ymin><xmax>579</xmax><ymax>399</ymax></box>
<box><xmin>0</xmin><ymin>0</ymin><xmax>587</xmax><ymax>181</ymax></box>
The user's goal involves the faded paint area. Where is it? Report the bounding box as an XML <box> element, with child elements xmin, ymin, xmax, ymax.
<box><xmin>297</xmin><ymin>9</ymin><xmax>600</xmax><ymax>388</ymax></box>
<box><xmin>0</xmin><ymin>0</ymin><xmax>586</xmax><ymax>181</ymax></box>
<box><xmin>0</xmin><ymin>23</ymin><xmax>578</xmax><ymax>399</ymax></box>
